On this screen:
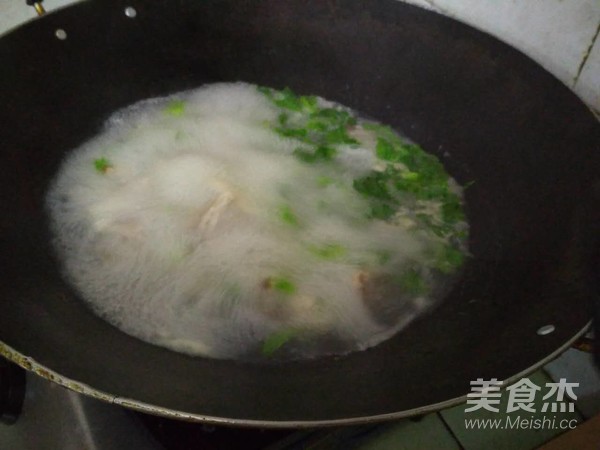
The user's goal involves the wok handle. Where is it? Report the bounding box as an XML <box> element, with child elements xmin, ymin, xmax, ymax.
<box><xmin>25</xmin><ymin>0</ymin><xmax>46</xmax><ymax>16</ymax></box>
<box><xmin>0</xmin><ymin>357</ymin><xmax>26</xmax><ymax>425</ymax></box>
<box><xmin>593</xmin><ymin>233</ymin><xmax>600</xmax><ymax>367</ymax></box>
<box><xmin>587</xmin><ymin>181</ymin><xmax>600</xmax><ymax>366</ymax></box>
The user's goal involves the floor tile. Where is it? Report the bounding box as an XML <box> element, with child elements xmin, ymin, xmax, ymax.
<box><xmin>537</xmin><ymin>413</ymin><xmax>600</xmax><ymax>450</ymax></box>
<box><xmin>353</xmin><ymin>413</ymin><xmax>460</xmax><ymax>450</ymax></box>
<box><xmin>440</xmin><ymin>370</ymin><xmax>583</xmax><ymax>450</ymax></box>
<box><xmin>545</xmin><ymin>348</ymin><xmax>600</xmax><ymax>420</ymax></box>
<box><xmin>266</xmin><ymin>414</ymin><xmax>460</xmax><ymax>450</ymax></box>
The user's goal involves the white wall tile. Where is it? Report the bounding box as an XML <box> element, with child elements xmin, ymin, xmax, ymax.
<box><xmin>574</xmin><ymin>28</ymin><xmax>600</xmax><ymax>113</ymax></box>
<box><xmin>544</xmin><ymin>349</ymin><xmax>600</xmax><ymax>419</ymax></box>
<box><xmin>0</xmin><ymin>0</ymin><xmax>81</xmax><ymax>36</ymax></box>
<box><xmin>403</xmin><ymin>0</ymin><xmax>600</xmax><ymax>88</ymax></box>
<box><xmin>403</xmin><ymin>0</ymin><xmax>600</xmax><ymax>111</ymax></box>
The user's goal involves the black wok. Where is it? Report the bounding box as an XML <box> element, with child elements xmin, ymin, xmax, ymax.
<box><xmin>0</xmin><ymin>0</ymin><xmax>598</xmax><ymax>426</ymax></box>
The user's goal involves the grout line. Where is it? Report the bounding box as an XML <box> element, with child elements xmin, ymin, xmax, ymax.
<box><xmin>574</xmin><ymin>20</ymin><xmax>600</xmax><ymax>86</ymax></box>
<box><xmin>541</xmin><ymin>368</ymin><xmax>587</xmax><ymax>420</ymax></box>
<box><xmin>436</xmin><ymin>411</ymin><xmax>466</xmax><ymax>450</ymax></box>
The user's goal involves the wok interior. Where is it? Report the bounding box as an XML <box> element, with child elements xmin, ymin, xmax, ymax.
<box><xmin>0</xmin><ymin>0</ymin><xmax>597</xmax><ymax>424</ymax></box>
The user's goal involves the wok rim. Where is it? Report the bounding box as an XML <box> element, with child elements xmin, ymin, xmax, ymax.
<box><xmin>0</xmin><ymin>322</ymin><xmax>590</xmax><ymax>428</ymax></box>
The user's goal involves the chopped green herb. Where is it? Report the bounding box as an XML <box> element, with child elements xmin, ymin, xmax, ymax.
<box><xmin>261</xmin><ymin>328</ymin><xmax>298</xmax><ymax>356</ymax></box>
<box><xmin>260</xmin><ymin>86</ymin><xmax>360</xmax><ymax>151</ymax></box>
<box><xmin>325</xmin><ymin>127</ymin><xmax>358</xmax><ymax>145</ymax></box>
<box><xmin>316</xmin><ymin>146</ymin><xmax>337</xmax><ymax>160</ymax></box>
<box><xmin>257</xmin><ymin>86</ymin><xmax>273</xmax><ymax>97</ymax></box>
<box><xmin>311</xmin><ymin>108</ymin><xmax>356</xmax><ymax>127</ymax></box>
<box><xmin>260</xmin><ymin>85</ymin><xmax>468</xmax><ymax>263</ymax></box>
<box><xmin>273</xmin><ymin>87</ymin><xmax>303</xmax><ymax>111</ymax></box>
<box><xmin>375</xmin><ymin>138</ymin><xmax>405</xmax><ymax>162</ymax></box>
<box><xmin>299</xmin><ymin>95</ymin><xmax>318</xmax><ymax>113</ymax></box>
<box><xmin>93</xmin><ymin>157</ymin><xmax>112</xmax><ymax>174</ymax></box>
<box><xmin>306</xmin><ymin>118</ymin><xmax>329</xmax><ymax>132</ymax></box>
<box><xmin>393</xmin><ymin>175</ymin><xmax>422</xmax><ymax>194</ymax></box>
<box><xmin>275</xmin><ymin>127</ymin><xmax>308</xmax><ymax>139</ymax></box>
<box><xmin>278</xmin><ymin>113</ymin><xmax>289</xmax><ymax>126</ymax></box>
<box><xmin>401</xmin><ymin>171</ymin><xmax>420</xmax><ymax>181</ymax></box>
<box><xmin>435</xmin><ymin>245</ymin><xmax>466</xmax><ymax>273</ymax></box>
<box><xmin>416</xmin><ymin>213</ymin><xmax>453</xmax><ymax>238</ymax></box>
<box><xmin>269</xmin><ymin>277</ymin><xmax>296</xmax><ymax>295</ymax></box>
<box><xmin>293</xmin><ymin>146</ymin><xmax>337</xmax><ymax>163</ymax></box>
<box><xmin>164</xmin><ymin>100</ymin><xmax>186</xmax><ymax>117</ymax></box>
<box><xmin>353</xmin><ymin>172</ymin><xmax>393</xmax><ymax>200</ymax></box>
<box><xmin>363</xmin><ymin>122</ymin><xmax>406</xmax><ymax>146</ymax></box>
<box><xmin>397</xmin><ymin>269</ymin><xmax>429</xmax><ymax>295</ymax></box>
<box><xmin>369</xmin><ymin>202</ymin><xmax>396</xmax><ymax>220</ymax></box>
<box><xmin>279</xmin><ymin>205</ymin><xmax>299</xmax><ymax>226</ymax></box>
<box><xmin>441</xmin><ymin>195</ymin><xmax>465</xmax><ymax>223</ymax></box>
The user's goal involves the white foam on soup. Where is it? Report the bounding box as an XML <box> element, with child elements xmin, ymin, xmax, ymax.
<box><xmin>46</xmin><ymin>82</ymin><xmax>464</xmax><ymax>360</ymax></box>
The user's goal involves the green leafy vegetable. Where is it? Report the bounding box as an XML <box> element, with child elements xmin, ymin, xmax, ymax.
<box><xmin>401</xmin><ymin>171</ymin><xmax>420</xmax><ymax>181</ymax></box>
<box><xmin>325</xmin><ymin>127</ymin><xmax>359</xmax><ymax>145</ymax></box>
<box><xmin>278</xmin><ymin>113</ymin><xmax>289</xmax><ymax>126</ymax></box>
<box><xmin>262</xmin><ymin>328</ymin><xmax>298</xmax><ymax>356</ymax></box>
<box><xmin>93</xmin><ymin>157</ymin><xmax>112</xmax><ymax>174</ymax></box>
<box><xmin>441</xmin><ymin>195</ymin><xmax>465</xmax><ymax>224</ymax></box>
<box><xmin>362</xmin><ymin>122</ymin><xmax>405</xmax><ymax>144</ymax></box>
<box><xmin>293</xmin><ymin>146</ymin><xmax>337</xmax><ymax>163</ymax></box>
<box><xmin>434</xmin><ymin>245</ymin><xmax>466</xmax><ymax>273</ymax></box>
<box><xmin>353</xmin><ymin>172</ymin><xmax>393</xmax><ymax>200</ymax></box>
<box><xmin>258</xmin><ymin>85</ymin><xmax>468</xmax><ymax>275</ymax></box>
<box><xmin>276</xmin><ymin>127</ymin><xmax>308</xmax><ymax>140</ymax></box>
<box><xmin>268</xmin><ymin>277</ymin><xmax>297</xmax><ymax>295</ymax></box>
<box><xmin>375</xmin><ymin>138</ymin><xmax>406</xmax><ymax>162</ymax></box>
<box><xmin>397</xmin><ymin>269</ymin><xmax>429</xmax><ymax>295</ymax></box>
<box><xmin>164</xmin><ymin>100</ymin><xmax>185</xmax><ymax>117</ymax></box>
<box><xmin>299</xmin><ymin>95</ymin><xmax>318</xmax><ymax>113</ymax></box>
<box><xmin>369</xmin><ymin>202</ymin><xmax>396</xmax><ymax>220</ymax></box>
<box><xmin>279</xmin><ymin>205</ymin><xmax>299</xmax><ymax>226</ymax></box>
<box><xmin>274</xmin><ymin>87</ymin><xmax>303</xmax><ymax>111</ymax></box>
<box><xmin>312</xmin><ymin>108</ymin><xmax>357</xmax><ymax>127</ymax></box>
<box><xmin>258</xmin><ymin>86</ymin><xmax>358</xmax><ymax>151</ymax></box>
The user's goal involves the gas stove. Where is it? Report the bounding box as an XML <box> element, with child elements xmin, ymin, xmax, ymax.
<box><xmin>0</xmin><ymin>359</ymin><xmax>294</xmax><ymax>450</ymax></box>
